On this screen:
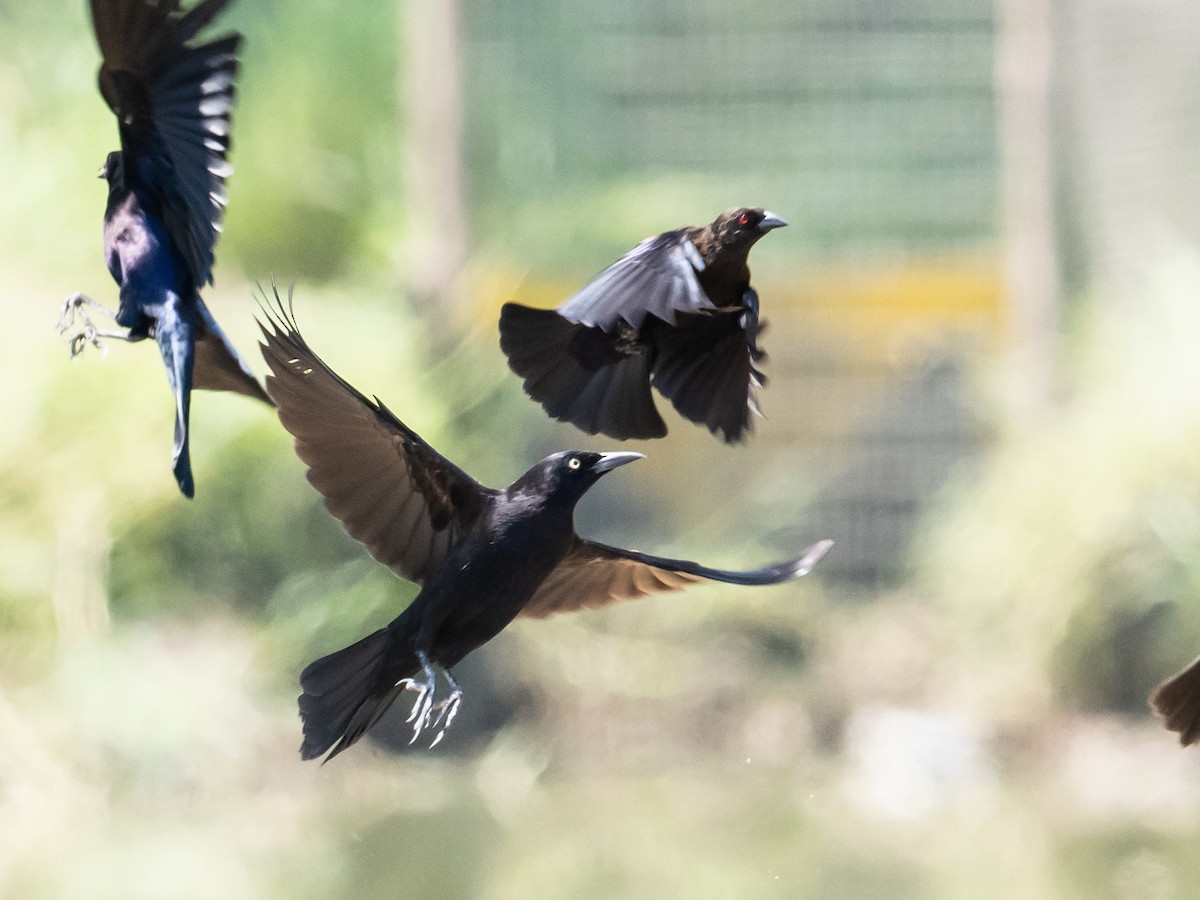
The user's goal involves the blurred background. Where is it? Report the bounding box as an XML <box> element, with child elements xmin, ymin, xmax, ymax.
<box><xmin>2</xmin><ymin>0</ymin><xmax>1200</xmax><ymax>896</ymax></box>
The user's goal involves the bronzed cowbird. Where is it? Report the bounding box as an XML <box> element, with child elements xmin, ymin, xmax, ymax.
<box><xmin>57</xmin><ymin>0</ymin><xmax>270</xmax><ymax>498</ymax></box>
<box><xmin>257</xmin><ymin>288</ymin><xmax>831</xmax><ymax>761</ymax></box>
<box><xmin>499</xmin><ymin>208</ymin><xmax>787</xmax><ymax>443</ymax></box>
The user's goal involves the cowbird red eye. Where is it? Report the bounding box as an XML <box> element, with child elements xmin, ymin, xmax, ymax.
<box><xmin>738</xmin><ymin>213</ymin><xmax>751</xmax><ymax>226</ymax></box>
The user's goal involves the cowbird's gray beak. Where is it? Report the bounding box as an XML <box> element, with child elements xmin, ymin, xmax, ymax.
<box><xmin>758</xmin><ymin>212</ymin><xmax>788</xmax><ymax>232</ymax></box>
<box><xmin>593</xmin><ymin>451</ymin><xmax>644</xmax><ymax>474</ymax></box>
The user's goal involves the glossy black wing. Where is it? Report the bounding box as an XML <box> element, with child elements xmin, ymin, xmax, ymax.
<box><xmin>651</xmin><ymin>304</ymin><xmax>767</xmax><ymax>443</ymax></box>
<box><xmin>497</xmin><ymin>303</ymin><xmax>667</xmax><ymax>440</ymax></box>
<box><xmin>557</xmin><ymin>229</ymin><xmax>714</xmax><ymax>330</ymax></box>
<box><xmin>91</xmin><ymin>0</ymin><xmax>240</xmax><ymax>288</ymax></box>
<box><xmin>519</xmin><ymin>537</ymin><xmax>831</xmax><ymax>619</ymax></box>
<box><xmin>257</xmin><ymin>287</ymin><xmax>491</xmax><ymax>585</ymax></box>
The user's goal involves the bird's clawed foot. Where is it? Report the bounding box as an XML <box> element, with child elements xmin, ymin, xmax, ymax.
<box><xmin>428</xmin><ymin>673</ymin><xmax>463</xmax><ymax>749</ymax></box>
<box><xmin>56</xmin><ymin>293</ymin><xmax>128</xmax><ymax>358</ymax></box>
<box><xmin>399</xmin><ymin>651</ymin><xmax>463</xmax><ymax>748</ymax></box>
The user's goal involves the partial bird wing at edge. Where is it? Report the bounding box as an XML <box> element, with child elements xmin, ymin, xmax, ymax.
<box><xmin>257</xmin><ymin>286</ymin><xmax>490</xmax><ymax>585</ymax></box>
<box><xmin>1150</xmin><ymin>654</ymin><xmax>1200</xmax><ymax>746</ymax></box>
<box><xmin>519</xmin><ymin>537</ymin><xmax>832</xmax><ymax>618</ymax></box>
<box><xmin>556</xmin><ymin>229</ymin><xmax>715</xmax><ymax>331</ymax></box>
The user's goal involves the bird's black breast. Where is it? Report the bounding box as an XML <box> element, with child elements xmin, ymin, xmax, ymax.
<box><xmin>695</xmin><ymin>261</ymin><xmax>750</xmax><ymax>310</ymax></box>
<box><xmin>416</xmin><ymin>498</ymin><xmax>577</xmax><ymax>666</ymax></box>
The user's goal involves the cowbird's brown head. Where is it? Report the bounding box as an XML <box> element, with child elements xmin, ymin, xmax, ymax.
<box><xmin>710</xmin><ymin>208</ymin><xmax>788</xmax><ymax>248</ymax></box>
<box><xmin>513</xmin><ymin>450</ymin><xmax>644</xmax><ymax>507</ymax></box>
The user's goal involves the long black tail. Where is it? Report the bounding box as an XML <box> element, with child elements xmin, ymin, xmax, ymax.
<box><xmin>154</xmin><ymin>293</ymin><xmax>196</xmax><ymax>497</ymax></box>
<box><xmin>499</xmin><ymin>302</ymin><xmax>665</xmax><ymax>440</ymax></box>
<box><xmin>1151</xmin><ymin>654</ymin><xmax>1200</xmax><ymax>746</ymax></box>
<box><xmin>298</xmin><ymin>622</ymin><xmax>420</xmax><ymax>762</ymax></box>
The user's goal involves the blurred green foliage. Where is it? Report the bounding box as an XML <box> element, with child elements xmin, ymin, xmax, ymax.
<box><xmin>917</xmin><ymin>256</ymin><xmax>1200</xmax><ymax>722</ymax></box>
<box><xmin>222</xmin><ymin>0</ymin><xmax>406</xmax><ymax>280</ymax></box>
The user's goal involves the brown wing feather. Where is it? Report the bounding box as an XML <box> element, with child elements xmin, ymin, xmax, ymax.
<box><xmin>519</xmin><ymin>541</ymin><xmax>703</xmax><ymax>618</ymax></box>
<box><xmin>257</xmin><ymin>287</ymin><xmax>490</xmax><ymax>585</ymax></box>
<box><xmin>519</xmin><ymin>538</ymin><xmax>831</xmax><ymax>619</ymax></box>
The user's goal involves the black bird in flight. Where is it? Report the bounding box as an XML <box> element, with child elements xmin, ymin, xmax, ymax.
<box><xmin>499</xmin><ymin>207</ymin><xmax>788</xmax><ymax>444</ymax></box>
<box><xmin>57</xmin><ymin>0</ymin><xmax>271</xmax><ymax>498</ymax></box>
<box><xmin>1150</xmin><ymin>656</ymin><xmax>1200</xmax><ymax>746</ymax></box>
<box><xmin>257</xmin><ymin>288</ymin><xmax>831</xmax><ymax>762</ymax></box>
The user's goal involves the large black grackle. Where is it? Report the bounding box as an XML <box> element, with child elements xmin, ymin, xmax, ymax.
<box><xmin>1151</xmin><ymin>655</ymin><xmax>1200</xmax><ymax>746</ymax></box>
<box><xmin>58</xmin><ymin>0</ymin><xmax>271</xmax><ymax>498</ymax></box>
<box><xmin>499</xmin><ymin>207</ymin><xmax>787</xmax><ymax>444</ymax></box>
<box><xmin>257</xmin><ymin>288</ymin><xmax>831</xmax><ymax>761</ymax></box>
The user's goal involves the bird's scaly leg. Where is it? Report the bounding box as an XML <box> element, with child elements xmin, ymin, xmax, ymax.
<box><xmin>428</xmin><ymin>667</ymin><xmax>463</xmax><ymax>748</ymax></box>
<box><xmin>57</xmin><ymin>292</ymin><xmax>132</xmax><ymax>358</ymax></box>
<box><xmin>399</xmin><ymin>650</ymin><xmax>441</xmax><ymax>745</ymax></box>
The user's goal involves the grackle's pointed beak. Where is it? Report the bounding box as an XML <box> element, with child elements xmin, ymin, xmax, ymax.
<box><xmin>593</xmin><ymin>451</ymin><xmax>644</xmax><ymax>474</ymax></box>
<box><xmin>757</xmin><ymin>212</ymin><xmax>788</xmax><ymax>233</ymax></box>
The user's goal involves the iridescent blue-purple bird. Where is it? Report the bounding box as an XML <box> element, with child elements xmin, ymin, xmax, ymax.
<box><xmin>58</xmin><ymin>0</ymin><xmax>270</xmax><ymax>497</ymax></box>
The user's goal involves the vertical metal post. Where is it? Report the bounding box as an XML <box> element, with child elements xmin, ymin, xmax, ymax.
<box><xmin>996</xmin><ymin>0</ymin><xmax>1061</xmax><ymax>416</ymax></box>
<box><xmin>399</xmin><ymin>0</ymin><xmax>467</xmax><ymax>308</ymax></box>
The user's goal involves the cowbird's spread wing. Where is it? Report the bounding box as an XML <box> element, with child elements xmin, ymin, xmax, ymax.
<box><xmin>651</xmin><ymin>300</ymin><xmax>767</xmax><ymax>443</ymax></box>
<box><xmin>519</xmin><ymin>538</ymin><xmax>832</xmax><ymax>618</ymax></box>
<box><xmin>557</xmin><ymin>229</ymin><xmax>714</xmax><ymax>330</ymax></box>
<box><xmin>258</xmin><ymin>288</ymin><xmax>489</xmax><ymax>585</ymax></box>
<box><xmin>91</xmin><ymin>0</ymin><xmax>239</xmax><ymax>287</ymax></box>
<box><xmin>497</xmin><ymin>304</ymin><xmax>667</xmax><ymax>440</ymax></box>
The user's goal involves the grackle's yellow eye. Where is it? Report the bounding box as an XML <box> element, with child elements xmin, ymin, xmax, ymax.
<box><xmin>568</xmin><ymin>457</ymin><xmax>581</xmax><ymax>470</ymax></box>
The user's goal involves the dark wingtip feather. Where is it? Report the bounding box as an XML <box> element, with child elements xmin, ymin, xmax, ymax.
<box><xmin>253</xmin><ymin>281</ymin><xmax>305</xmax><ymax>377</ymax></box>
<box><xmin>792</xmin><ymin>539</ymin><xmax>833</xmax><ymax>578</ymax></box>
<box><xmin>710</xmin><ymin>538</ymin><xmax>832</xmax><ymax>585</ymax></box>
<box><xmin>254</xmin><ymin>279</ymin><xmax>298</xmax><ymax>339</ymax></box>
<box><xmin>253</xmin><ymin>281</ymin><xmax>393</xmax><ymax>426</ymax></box>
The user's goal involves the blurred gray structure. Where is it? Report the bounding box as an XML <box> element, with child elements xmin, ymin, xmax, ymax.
<box><xmin>402</xmin><ymin>0</ymin><xmax>1200</xmax><ymax>585</ymax></box>
<box><xmin>463</xmin><ymin>0</ymin><xmax>997</xmax><ymax>264</ymax></box>
<box><xmin>1061</xmin><ymin>0</ymin><xmax>1200</xmax><ymax>292</ymax></box>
